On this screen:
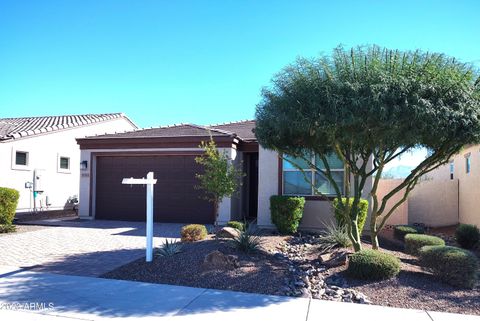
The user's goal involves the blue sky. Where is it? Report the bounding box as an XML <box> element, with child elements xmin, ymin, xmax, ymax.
<box><xmin>1</xmin><ymin>0</ymin><xmax>479</xmax><ymax>131</ymax></box>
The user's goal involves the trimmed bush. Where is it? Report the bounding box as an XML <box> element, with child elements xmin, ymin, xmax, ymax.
<box><xmin>0</xmin><ymin>187</ymin><xmax>19</xmax><ymax>226</ymax></box>
<box><xmin>333</xmin><ymin>198</ymin><xmax>369</xmax><ymax>236</ymax></box>
<box><xmin>181</xmin><ymin>224</ymin><xmax>208</xmax><ymax>242</ymax></box>
<box><xmin>227</xmin><ymin>221</ymin><xmax>245</xmax><ymax>231</ymax></box>
<box><xmin>404</xmin><ymin>234</ymin><xmax>445</xmax><ymax>256</ymax></box>
<box><xmin>455</xmin><ymin>224</ymin><xmax>480</xmax><ymax>249</ymax></box>
<box><xmin>419</xmin><ymin>245</ymin><xmax>479</xmax><ymax>288</ymax></box>
<box><xmin>393</xmin><ymin>224</ymin><xmax>425</xmax><ymax>241</ymax></box>
<box><xmin>347</xmin><ymin>249</ymin><xmax>401</xmax><ymax>280</ymax></box>
<box><xmin>270</xmin><ymin>196</ymin><xmax>305</xmax><ymax>234</ymax></box>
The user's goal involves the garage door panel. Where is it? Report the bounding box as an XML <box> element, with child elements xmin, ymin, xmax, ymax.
<box><xmin>95</xmin><ymin>155</ymin><xmax>213</xmax><ymax>223</ymax></box>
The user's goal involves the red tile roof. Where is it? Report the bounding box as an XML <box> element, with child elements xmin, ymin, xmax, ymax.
<box><xmin>85</xmin><ymin>120</ymin><xmax>257</xmax><ymax>142</ymax></box>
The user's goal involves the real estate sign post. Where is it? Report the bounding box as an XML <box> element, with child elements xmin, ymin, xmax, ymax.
<box><xmin>122</xmin><ymin>172</ymin><xmax>157</xmax><ymax>262</ymax></box>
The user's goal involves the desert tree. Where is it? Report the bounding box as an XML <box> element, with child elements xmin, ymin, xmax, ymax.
<box><xmin>195</xmin><ymin>137</ymin><xmax>244</xmax><ymax>225</ymax></box>
<box><xmin>255</xmin><ymin>45</ymin><xmax>480</xmax><ymax>251</ymax></box>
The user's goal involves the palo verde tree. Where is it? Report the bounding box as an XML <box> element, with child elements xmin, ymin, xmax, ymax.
<box><xmin>195</xmin><ymin>137</ymin><xmax>244</xmax><ymax>225</ymax></box>
<box><xmin>255</xmin><ymin>45</ymin><xmax>480</xmax><ymax>251</ymax></box>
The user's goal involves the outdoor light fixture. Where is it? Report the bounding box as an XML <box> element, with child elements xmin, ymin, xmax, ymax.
<box><xmin>80</xmin><ymin>160</ymin><xmax>88</xmax><ymax>170</ymax></box>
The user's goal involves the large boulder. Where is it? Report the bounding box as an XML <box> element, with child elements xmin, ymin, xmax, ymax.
<box><xmin>319</xmin><ymin>250</ymin><xmax>348</xmax><ymax>268</ymax></box>
<box><xmin>203</xmin><ymin>250</ymin><xmax>239</xmax><ymax>270</ymax></box>
<box><xmin>216</xmin><ymin>227</ymin><xmax>241</xmax><ymax>239</ymax></box>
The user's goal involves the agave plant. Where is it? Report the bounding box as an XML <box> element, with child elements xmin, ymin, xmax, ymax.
<box><xmin>231</xmin><ymin>226</ymin><xmax>262</xmax><ymax>253</ymax></box>
<box><xmin>156</xmin><ymin>239</ymin><xmax>183</xmax><ymax>257</ymax></box>
<box><xmin>317</xmin><ymin>222</ymin><xmax>352</xmax><ymax>252</ymax></box>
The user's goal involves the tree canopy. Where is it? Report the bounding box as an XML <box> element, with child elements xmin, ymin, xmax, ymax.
<box><xmin>255</xmin><ymin>45</ymin><xmax>480</xmax><ymax>250</ymax></box>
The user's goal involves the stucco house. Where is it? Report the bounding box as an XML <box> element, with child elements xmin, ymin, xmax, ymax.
<box><xmin>425</xmin><ymin>144</ymin><xmax>480</xmax><ymax>227</ymax></box>
<box><xmin>76</xmin><ymin>120</ymin><xmax>372</xmax><ymax>229</ymax></box>
<box><xmin>0</xmin><ymin>113</ymin><xmax>137</xmax><ymax>213</ymax></box>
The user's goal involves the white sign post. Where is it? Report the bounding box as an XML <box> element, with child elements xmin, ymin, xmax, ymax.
<box><xmin>122</xmin><ymin>172</ymin><xmax>157</xmax><ymax>262</ymax></box>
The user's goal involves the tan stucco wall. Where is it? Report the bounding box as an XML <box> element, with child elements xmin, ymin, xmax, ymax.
<box><xmin>408</xmin><ymin>179</ymin><xmax>458</xmax><ymax>227</ymax></box>
<box><xmin>257</xmin><ymin>147</ymin><xmax>373</xmax><ymax>232</ymax></box>
<box><xmin>426</xmin><ymin>145</ymin><xmax>480</xmax><ymax>227</ymax></box>
<box><xmin>377</xmin><ymin>179</ymin><xmax>408</xmax><ymax>226</ymax></box>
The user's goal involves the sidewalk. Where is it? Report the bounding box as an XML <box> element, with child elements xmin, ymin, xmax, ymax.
<box><xmin>0</xmin><ymin>265</ymin><xmax>478</xmax><ymax>321</ymax></box>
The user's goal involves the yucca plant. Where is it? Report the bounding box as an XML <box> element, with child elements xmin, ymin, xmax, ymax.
<box><xmin>156</xmin><ymin>239</ymin><xmax>183</xmax><ymax>257</ymax></box>
<box><xmin>317</xmin><ymin>222</ymin><xmax>352</xmax><ymax>252</ymax></box>
<box><xmin>231</xmin><ymin>227</ymin><xmax>262</xmax><ymax>253</ymax></box>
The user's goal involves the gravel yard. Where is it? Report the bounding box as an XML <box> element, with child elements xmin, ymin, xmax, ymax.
<box><xmin>102</xmin><ymin>230</ymin><xmax>480</xmax><ymax>315</ymax></box>
<box><xmin>103</xmin><ymin>235</ymin><xmax>288</xmax><ymax>295</ymax></box>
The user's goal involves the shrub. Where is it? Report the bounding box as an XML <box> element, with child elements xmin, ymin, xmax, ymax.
<box><xmin>419</xmin><ymin>245</ymin><xmax>479</xmax><ymax>288</ymax></box>
<box><xmin>346</xmin><ymin>249</ymin><xmax>401</xmax><ymax>280</ymax></box>
<box><xmin>455</xmin><ymin>224</ymin><xmax>480</xmax><ymax>249</ymax></box>
<box><xmin>227</xmin><ymin>221</ymin><xmax>245</xmax><ymax>231</ymax></box>
<box><xmin>0</xmin><ymin>224</ymin><xmax>16</xmax><ymax>233</ymax></box>
<box><xmin>0</xmin><ymin>187</ymin><xmax>19</xmax><ymax>226</ymax></box>
<box><xmin>404</xmin><ymin>234</ymin><xmax>445</xmax><ymax>256</ymax></box>
<box><xmin>317</xmin><ymin>222</ymin><xmax>352</xmax><ymax>252</ymax></box>
<box><xmin>270</xmin><ymin>196</ymin><xmax>305</xmax><ymax>234</ymax></box>
<box><xmin>231</xmin><ymin>228</ymin><xmax>262</xmax><ymax>253</ymax></box>
<box><xmin>156</xmin><ymin>239</ymin><xmax>183</xmax><ymax>257</ymax></box>
<box><xmin>181</xmin><ymin>224</ymin><xmax>208</xmax><ymax>242</ymax></box>
<box><xmin>333</xmin><ymin>198</ymin><xmax>369</xmax><ymax>236</ymax></box>
<box><xmin>393</xmin><ymin>225</ymin><xmax>424</xmax><ymax>241</ymax></box>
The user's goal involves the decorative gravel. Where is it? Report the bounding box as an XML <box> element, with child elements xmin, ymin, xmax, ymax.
<box><xmin>102</xmin><ymin>231</ymin><xmax>479</xmax><ymax>315</ymax></box>
<box><xmin>102</xmin><ymin>235</ymin><xmax>289</xmax><ymax>295</ymax></box>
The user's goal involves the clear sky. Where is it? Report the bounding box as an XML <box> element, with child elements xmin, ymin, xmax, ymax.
<box><xmin>1</xmin><ymin>0</ymin><xmax>479</xmax><ymax>129</ymax></box>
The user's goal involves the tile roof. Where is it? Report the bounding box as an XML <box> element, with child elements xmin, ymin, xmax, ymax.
<box><xmin>0</xmin><ymin>113</ymin><xmax>134</xmax><ymax>141</ymax></box>
<box><xmin>208</xmin><ymin>120</ymin><xmax>256</xmax><ymax>141</ymax></box>
<box><xmin>84</xmin><ymin>120</ymin><xmax>257</xmax><ymax>142</ymax></box>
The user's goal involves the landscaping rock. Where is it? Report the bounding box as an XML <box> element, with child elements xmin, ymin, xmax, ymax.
<box><xmin>202</xmin><ymin>250</ymin><xmax>238</xmax><ymax>270</ymax></box>
<box><xmin>216</xmin><ymin>227</ymin><xmax>241</xmax><ymax>239</ymax></box>
<box><xmin>278</xmin><ymin>233</ymin><xmax>370</xmax><ymax>305</ymax></box>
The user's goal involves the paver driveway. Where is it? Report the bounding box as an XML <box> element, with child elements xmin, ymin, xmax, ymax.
<box><xmin>0</xmin><ymin>219</ymin><xmax>183</xmax><ymax>277</ymax></box>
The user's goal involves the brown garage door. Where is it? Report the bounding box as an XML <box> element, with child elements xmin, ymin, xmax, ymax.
<box><xmin>95</xmin><ymin>155</ymin><xmax>214</xmax><ymax>223</ymax></box>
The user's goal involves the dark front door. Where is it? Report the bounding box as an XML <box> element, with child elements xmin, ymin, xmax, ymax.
<box><xmin>95</xmin><ymin>155</ymin><xmax>214</xmax><ymax>223</ymax></box>
<box><xmin>247</xmin><ymin>152</ymin><xmax>259</xmax><ymax>218</ymax></box>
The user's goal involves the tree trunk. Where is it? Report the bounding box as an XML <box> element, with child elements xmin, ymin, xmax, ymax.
<box><xmin>350</xmin><ymin>222</ymin><xmax>363</xmax><ymax>252</ymax></box>
<box><xmin>370</xmin><ymin>216</ymin><xmax>379</xmax><ymax>249</ymax></box>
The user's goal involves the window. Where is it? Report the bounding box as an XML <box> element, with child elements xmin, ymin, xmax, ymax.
<box><xmin>60</xmin><ymin>157</ymin><xmax>70</xmax><ymax>170</ymax></box>
<box><xmin>449</xmin><ymin>161</ymin><xmax>454</xmax><ymax>180</ymax></box>
<box><xmin>282</xmin><ymin>153</ymin><xmax>344</xmax><ymax>196</ymax></box>
<box><xmin>57</xmin><ymin>155</ymin><xmax>71</xmax><ymax>173</ymax></box>
<box><xmin>15</xmin><ymin>151</ymin><xmax>28</xmax><ymax>166</ymax></box>
<box><xmin>465</xmin><ymin>154</ymin><xmax>471</xmax><ymax>174</ymax></box>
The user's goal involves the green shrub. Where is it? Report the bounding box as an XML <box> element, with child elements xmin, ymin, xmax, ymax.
<box><xmin>346</xmin><ymin>249</ymin><xmax>401</xmax><ymax>280</ymax></box>
<box><xmin>227</xmin><ymin>221</ymin><xmax>245</xmax><ymax>231</ymax></box>
<box><xmin>318</xmin><ymin>222</ymin><xmax>352</xmax><ymax>252</ymax></box>
<box><xmin>270</xmin><ymin>196</ymin><xmax>305</xmax><ymax>234</ymax></box>
<box><xmin>393</xmin><ymin>225</ymin><xmax>424</xmax><ymax>241</ymax></box>
<box><xmin>0</xmin><ymin>224</ymin><xmax>16</xmax><ymax>233</ymax></box>
<box><xmin>455</xmin><ymin>224</ymin><xmax>480</xmax><ymax>249</ymax></box>
<box><xmin>181</xmin><ymin>224</ymin><xmax>208</xmax><ymax>242</ymax></box>
<box><xmin>419</xmin><ymin>245</ymin><xmax>479</xmax><ymax>288</ymax></box>
<box><xmin>0</xmin><ymin>187</ymin><xmax>19</xmax><ymax>226</ymax></box>
<box><xmin>404</xmin><ymin>234</ymin><xmax>445</xmax><ymax>256</ymax></box>
<box><xmin>333</xmin><ymin>198</ymin><xmax>368</xmax><ymax>236</ymax></box>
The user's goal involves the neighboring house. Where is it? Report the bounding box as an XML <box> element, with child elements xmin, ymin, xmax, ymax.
<box><xmin>0</xmin><ymin>113</ymin><xmax>137</xmax><ymax>213</ymax></box>
<box><xmin>76</xmin><ymin>120</ymin><xmax>372</xmax><ymax>229</ymax></box>
<box><xmin>425</xmin><ymin>144</ymin><xmax>480</xmax><ymax>227</ymax></box>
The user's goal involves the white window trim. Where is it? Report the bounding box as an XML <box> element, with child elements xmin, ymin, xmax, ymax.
<box><xmin>282</xmin><ymin>154</ymin><xmax>345</xmax><ymax>197</ymax></box>
<box><xmin>11</xmin><ymin>148</ymin><xmax>31</xmax><ymax>171</ymax></box>
<box><xmin>57</xmin><ymin>154</ymin><xmax>71</xmax><ymax>174</ymax></box>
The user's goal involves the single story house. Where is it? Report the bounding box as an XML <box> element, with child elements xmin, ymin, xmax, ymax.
<box><xmin>76</xmin><ymin>120</ymin><xmax>372</xmax><ymax>229</ymax></box>
<box><xmin>0</xmin><ymin>113</ymin><xmax>137</xmax><ymax>213</ymax></box>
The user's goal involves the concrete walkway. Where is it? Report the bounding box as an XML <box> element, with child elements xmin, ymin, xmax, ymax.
<box><xmin>0</xmin><ymin>266</ymin><xmax>478</xmax><ymax>321</ymax></box>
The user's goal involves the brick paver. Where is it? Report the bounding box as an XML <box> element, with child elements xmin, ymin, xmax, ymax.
<box><xmin>0</xmin><ymin>219</ymin><xmax>183</xmax><ymax>276</ymax></box>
